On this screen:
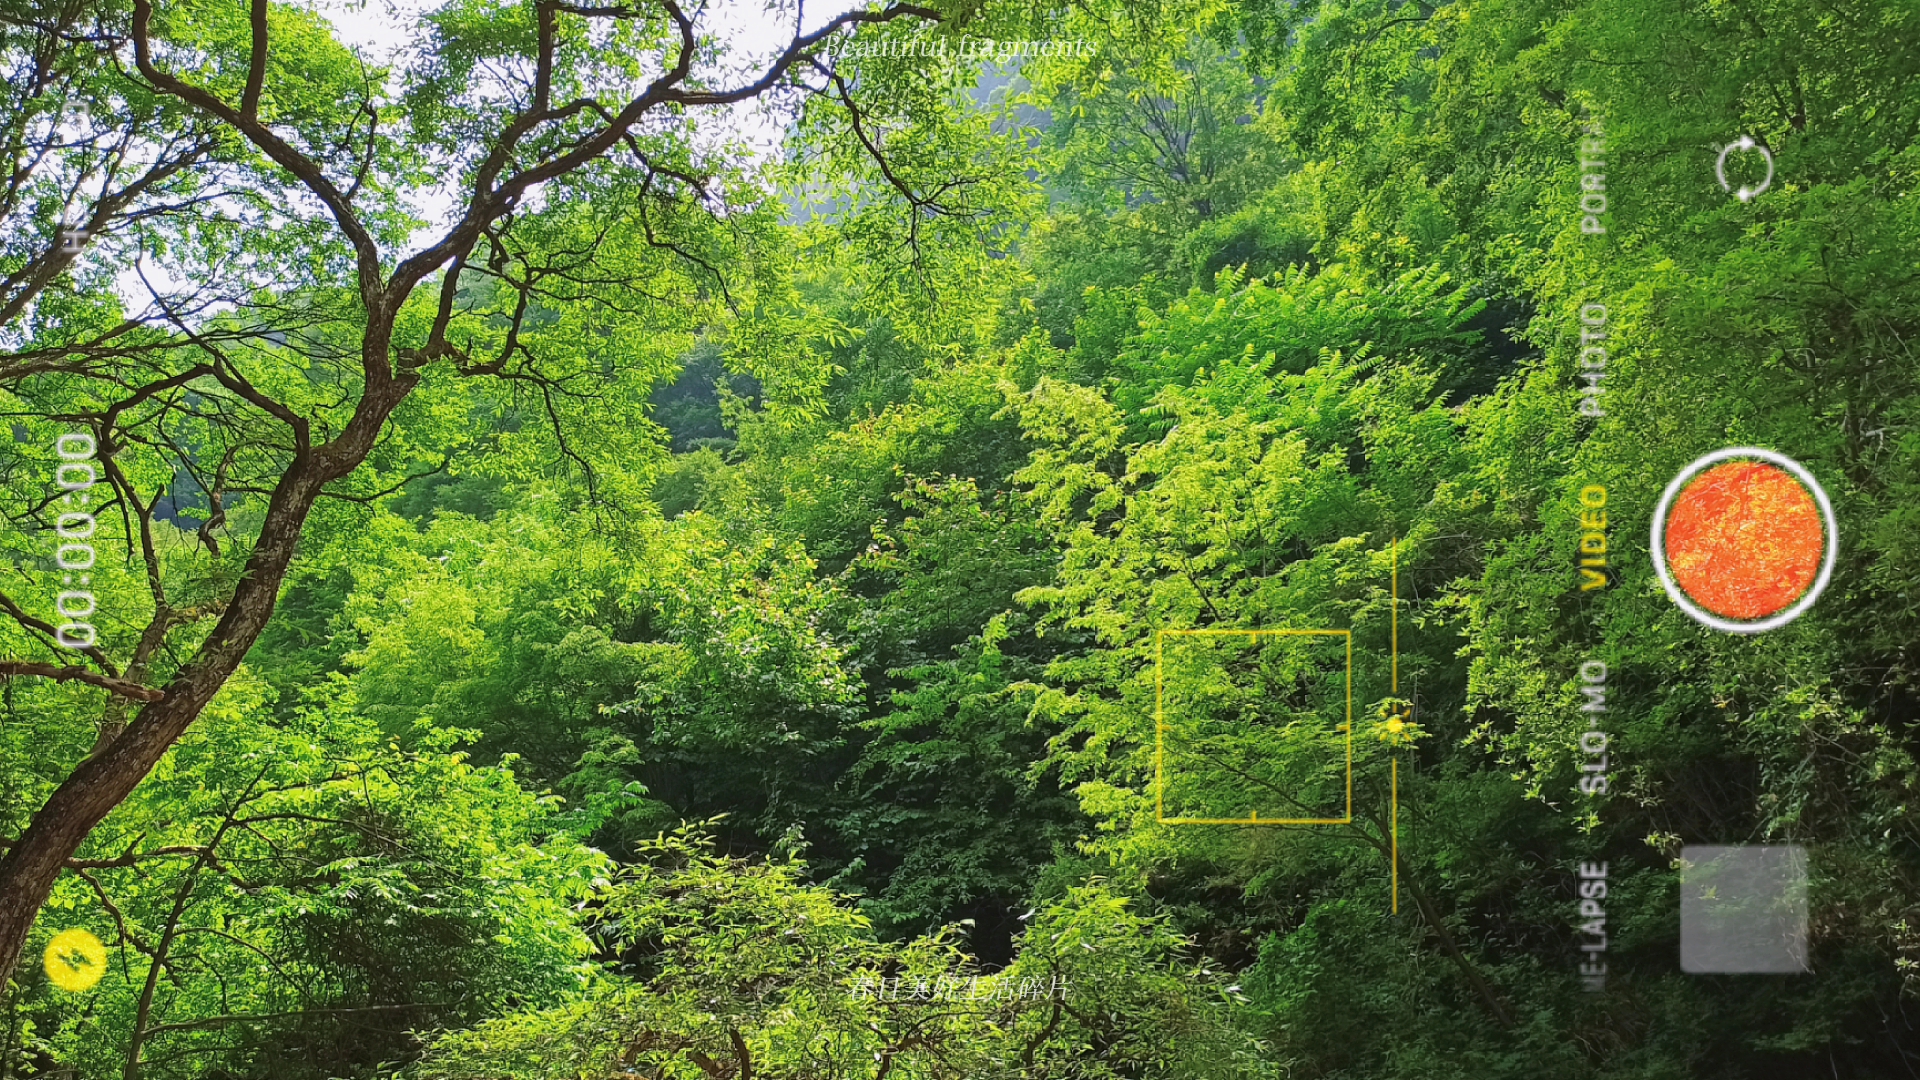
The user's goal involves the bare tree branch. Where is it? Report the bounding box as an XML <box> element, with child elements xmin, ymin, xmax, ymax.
<box><xmin>0</xmin><ymin>661</ymin><xmax>164</xmax><ymax>701</ymax></box>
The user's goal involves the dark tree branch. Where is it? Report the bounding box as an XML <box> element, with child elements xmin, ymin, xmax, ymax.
<box><xmin>129</xmin><ymin>0</ymin><xmax>383</xmax><ymax>308</ymax></box>
<box><xmin>241</xmin><ymin>0</ymin><xmax>267</xmax><ymax>118</ymax></box>
<box><xmin>0</xmin><ymin>662</ymin><xmax>164</xmax><ymax>702</ymax></box>
<box><xmin>0</xmin><ymin>590</ymin><xmax>120</xmax><ymax>676</ymax></box>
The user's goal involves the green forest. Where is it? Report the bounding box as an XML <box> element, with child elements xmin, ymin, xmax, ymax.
<box><xmin>2</xmin><ymin>0</ymin><xmax>1918</xmax><ymax>1075</ymax></box>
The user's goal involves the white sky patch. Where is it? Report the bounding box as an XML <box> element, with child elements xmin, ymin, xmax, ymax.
<box><xmin>307</xmin><ymin>0</ymin><xmax>865</xmax><ymax>241</ymax></box>
<box><xmin>109</xmin><ymin>0</ymin><xmax>876</xmax><ymax>307</ymax></box>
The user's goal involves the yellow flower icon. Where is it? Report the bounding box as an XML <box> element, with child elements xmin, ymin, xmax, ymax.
<box><xmin>44</xmin><ymin>928</ymin><xmax>106</xmax><ymax>992</ymax></box>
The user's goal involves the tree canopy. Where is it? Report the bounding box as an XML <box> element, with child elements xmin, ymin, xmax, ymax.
<box><xmin>4</xmin><ymin>0</ymin><xmax>1920</xmax><ymax>1076</ymax></box>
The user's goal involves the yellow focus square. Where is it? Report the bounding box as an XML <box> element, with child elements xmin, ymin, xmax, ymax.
<box><xmin>1154</xmin><ymin>629</ymin><xmax>1353</xmax><ymax>825</ymax></box>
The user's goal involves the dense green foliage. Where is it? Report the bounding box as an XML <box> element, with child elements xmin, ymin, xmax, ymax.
<box><xmin>5</xmin><ymin>0</ymin><xmax>1920</xmax><ymax>1076</ymax></box>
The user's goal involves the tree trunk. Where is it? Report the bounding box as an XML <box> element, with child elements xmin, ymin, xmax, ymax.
<box><xmin>1396</xmin><ymin>850</ymin><xmax>1516</xmax><ymax>1028</ymax></box>
<box><xmin>0</xmin><ymin>372</ymin><xmax>410</xmax><ymax>986</ymax></box>
<box><xmin>1353</xmin><ymin>781</ymin><xmax>1516</xmax><ymax>1028</ymax></box>
<box><xmin>124</xmin><ymin>863</ymin><xmax>201</xmax><ymax>1080</ymax></box>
